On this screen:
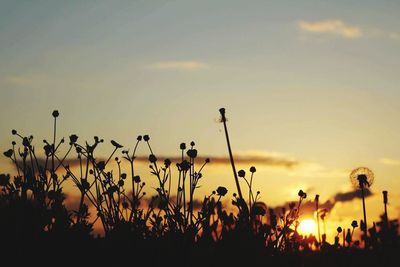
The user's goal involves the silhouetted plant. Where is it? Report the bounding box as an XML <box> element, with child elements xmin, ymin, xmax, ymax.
<box><xmin>350</xmin><ymin>167</ymin><xmax>374</xmax><ymax>249</ymax></box>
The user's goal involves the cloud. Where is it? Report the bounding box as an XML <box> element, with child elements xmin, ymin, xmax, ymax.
<box><xmin>333</xmin><ymin>188</ymin><xmax>373</xmax><ymax>202</ymax></box>
<box><xmin>0</xmin><ymin>74</ymin><xmax>52</xmax><ymax>88</ymax></box>
<box><xmin>270</xmin><ymin>188</ymin><xmax>373</xmax><ymax>218</ymax></box>
<box><xmin>379</xmin><ymin>158</ymin><xmax>400</xmax><ymax>166</ymax></box>
<box><xmin>207</xmin><ymin>151</ymin><xmax>299</xmax><ymax>168</ymax></box>
<box><xmin>298</xmin><ymin>20</ymin><xmax>362</xmax><ymax>38</ymax></box>
<box><xmin>389</xmin><ymin>32</ymin><xmax>400</xmax><ymax>40</ymax></box>
<box><xmin>146</xmin><ymin>61</ymin><xmax>208</xmax><ymax>71</ymax></box>
<box><xmin>271</xmin><ymin>199</ymin><xmax>335</xmax><ymax>218</ymax></box>
<box><xmin>13</xmin><ymin>151</ymin><xmax>299</xmax><ymax>171</ymax></box>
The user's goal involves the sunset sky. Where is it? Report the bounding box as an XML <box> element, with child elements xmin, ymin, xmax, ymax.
<box><xmin>1</xmin><ymin>0</ymin><xmax>400</xmax><ymax>238</ymax></box>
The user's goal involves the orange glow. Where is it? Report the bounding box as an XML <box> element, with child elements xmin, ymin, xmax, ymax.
<box><xmin>298</xmin><ymin>219</ymin><xmax>317</xmax><ymax>236</ymax></box>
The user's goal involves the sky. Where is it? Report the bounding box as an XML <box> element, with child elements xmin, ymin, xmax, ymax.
<box><xmin>1</xmin><ymin>0</ymin><xmax>400</xmax><ymax>239</ymax></box>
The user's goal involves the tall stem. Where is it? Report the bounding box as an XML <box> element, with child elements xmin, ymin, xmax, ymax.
<box><xmin>361</xmin><ymin>187</ymin><xmax>368</xmax><ymax>249</ymax></box>
<box><xmin>219</xmin><ymin>108</ymin><xmax>243</xmax><ymax>200</ymax></box>
<box><xmin>52</xmin><ymin>116</ymin><xmax>56</xmax><ymax>190</ymax></box>
<box><xmin>383</xmin><ymin>191</ymin><xmax>389</xmax><ymax>229</ymax></box>
<box><xmin>315</xmin><ymin>195</ymin><xmax>321</xmax><ymax>244</ymax></box>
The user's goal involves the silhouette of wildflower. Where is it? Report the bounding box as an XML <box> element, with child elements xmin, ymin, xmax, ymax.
<box><xmin>143</xmin><ymin>135</ymin><xmax>150</xmax><ymax>141</ymax></box>
<box><xmin>111</xmin><ymin>140</ymin><xmax>123</xmax><ymax>148</ymax></box>
<box><xmin>3</xmin><ymin>149</ymin><xmax>13</xmax><ymax>158</ymax></box>
<box><xmin>179</xmin><ymin>160</ymin><xmax>190</xmax><ymax>171</ymax></box>
<box><xmin>0</xmin><ymin>174</ymin><xmax>10</xmax><ymax>186</ymax></box>
<box><xmin>219</xmin><ymin>108</ymin><xmax>226</xmax><ymax>121</ymax></box>
<box><xmin>22</xmin><ymin>137</ymin><xmax>30</xmax><ymax>147</ymax></box>
<box><xmin>298</xmin><ymin>190</ymin><xmax>307</xmax><ymax>198</ymax></box>
<box><xmin>69</xmin><ymin>134</ymin><xmax>78</xmax><ymax>144</ymax></box>
<box><xmin>52</xmin><ymin>110</ymin><xmax>59</xmax><ymax>118</ymax></box>
<box><xmin>121</xmin><ymin>173</ymin><xmax>127</xmax><ymax>179</ymax></box>
<box><xmin>187</xmin><ymin>149</ymin><xmax>198</xmax><ymax>159</ymax></box>
<box><xmin>137</xmin><ymin>135</ymin><xmax>142</xmax><ymax>141</ymax></box>
<box><xmin>337</xmin><ymin>227</ymin><xmax>342</xmax><ymax>234</ymax></box>
<box><xmin>351</xmin><ymin>220</ymin><xmax>358</xmax><ymax>228</ymax></box>
<box><xmin>346</xmin><ymin>229</ymin><xmax>352</xmax><ymax>244</ymax></box>
<box><xmin>180</xmin><ymin>143</ymin><xmax>186</xmax><ymax>150</ymax></box>
<box><xmin>216</xmin><ymin>186</ymin><xmax>228</xmax><ymax>196</ymax></box>
<box><xmin>97</xmin><ymin>161</ymin><xmax>105</xmax><ymax>171</ymax></box>
<box><xmin>164</xmin><ymin>159</ymin><xmax>171</xmax><ymax>168</ymax></box>
<box><xmin>238</xmin><ymin>169</ymin><xmax>246</xmax><ymax>178</ymax></box>
<box><xmin>11</xmin><ymin>129</ymin><xmax>17</xmax><ymax>135</ymax></box>
<box><xmin>134</xmin><ymin>175</ymin><xmax>141</xmax><ymax>183</ymax></box>
<box><xmin>118</xmin><ymin>180</ymin><xmax>124</xmax><ymax>187</ymax></box>
<box><xmin>149</xmin><ymin>154</ymin><xmax>157</xmax><ymax>163</ymax></box>
<box><xmin>383</xmin><ymin>190</ymin><xmax>388</xmax><ymax>204</ymax></box>
<box><xmin>43</xmin><ymin>144</ymin><xmax>52</xmax><ymax>156</ymax></box>
<box><xmin>250</xmin><ymin>166</ymin><xmax>256</xmax><ymax>173</ymax></box>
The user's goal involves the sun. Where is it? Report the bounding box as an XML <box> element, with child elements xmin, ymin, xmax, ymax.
<box><xmin>298</xmin><ymin>219</ymin><xmax>317</xmax><ymax>236</ymax></box>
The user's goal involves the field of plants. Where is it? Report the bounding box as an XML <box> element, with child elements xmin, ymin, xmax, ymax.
<box><xmin>0</xmin><ymin>109</ymin><xmax>398</xmax><ymax>266</ymax></box>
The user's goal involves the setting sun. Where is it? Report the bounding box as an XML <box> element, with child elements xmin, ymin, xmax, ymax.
<box><xmin>298</xmin><ymin>219</ymin><xmax>317</xmax><ymax>236</ymax></box>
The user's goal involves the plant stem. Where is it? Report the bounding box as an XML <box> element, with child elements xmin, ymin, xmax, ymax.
<box><xmin>219</xmin><ymin>108</ymin><xmax>243</xmax><ymax>200</ymax></box>
<box><xmin>361</xmin><ymin>186</ymin><xmax>368</xmax><ymax>249</ymax></box>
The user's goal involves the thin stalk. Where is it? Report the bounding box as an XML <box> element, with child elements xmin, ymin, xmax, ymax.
<box><xmin>361</xmin><ymin>186</ymin><xmax>368</xmax><ymax>249</ymax></box>
<box><xmin>315</xmin><ymin>195</ymin><xmax>321</xmax><ymax>244</ymax></box>
<box><xmin>219</xmin><ymin>108</ymin><xmax>243</xmax><ymax>200</ymax></box>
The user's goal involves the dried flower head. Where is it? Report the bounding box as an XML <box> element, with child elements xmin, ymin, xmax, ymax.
<box><xmin>52</xmin><ymin>110</ymin><xmax>59</xmax><ymax>118</ymax></box>
<box><xmin>216</xmin><ymin>186</ymin><xmax>228</xmax><ymax>196</ymax></box>
<box><xmin>149</xmin><ymin>154</ymin><xmax>157</xmax><ymax>163</ymax></box>
<box><xmin>134</xmin><ymin>175</ymin><xmax>141</xmax><ymax>183</ymax></box>
<box><xmin>69</xmin><ymin>134</ymin><xmax>78</xmax><ymax>144</ymax></box>
<box><xmin>3</xmin><ymin>149</ymin><xmax>13</xmax><ymax>158</ymax></box>
<box><xmin>187</xmin><ymin>149</ymin><xmax>198</xmax><ymax>159</ymax></box>
<box><xmin>111</xmin><ymin>140</ymin><xmax>123</xmax><ymax>148</ymax></box>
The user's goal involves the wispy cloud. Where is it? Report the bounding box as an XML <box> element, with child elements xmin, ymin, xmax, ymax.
<box><xmin>333</xmin><ymin>188</ymin><xmax>373</xmax><ymax>202</ymax></box>
<box><xmin>15</xmin><ymin>150</ymin><xmax>299</xmax><ymax>170</ymax></box>
<box><xmin>1</xmin><ymin>74</ymin><xmax>52</xmax><ymax>88</ymax></box>
<box><xmin>298</xmin><ymin>19</ymin><xmax>362</xmax><ymax>39</ymax></box>
<box><xmin>146</xmin><ymin>61</ymin><xmax>208</xmax><ymax>71</ymax></box>
<box><xmin>389</xmin><ymin>32</ymin><xmax>400</xmax><ymax>40</ymax></box>
<box><xmin>380</xmin><ymin>158</ymin><xmax>400</xmax><ymax>166</ymax></box>
<box><xmin>369</xmin><ymin>29</ymin><xmax>400</xmax><ymax>41</ymax></box>
<box><xmin>271</xmin><ymin>188</ymin><xmax>373</xmax><ymax>217</ymax></box>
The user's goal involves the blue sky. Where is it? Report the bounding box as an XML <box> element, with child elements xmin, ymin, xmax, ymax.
<box><xmin>1</xmin><ymin>0</ymin><xmax>400</xmax><ymax>235</ymax></box>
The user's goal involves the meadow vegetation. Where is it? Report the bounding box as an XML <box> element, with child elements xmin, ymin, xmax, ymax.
<box><xmin>0</xmin><ymin>110</ymin><xmax>398</xmax><ymax>266</ymax></box>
